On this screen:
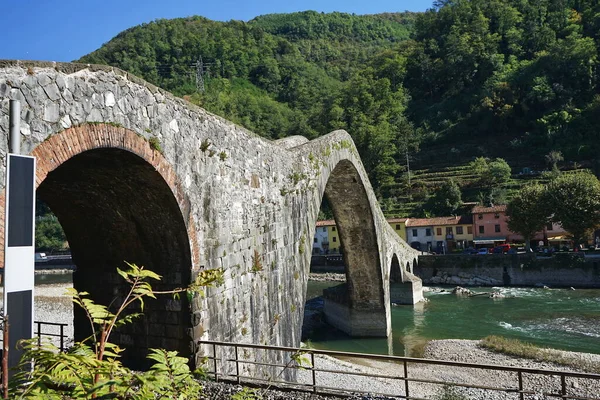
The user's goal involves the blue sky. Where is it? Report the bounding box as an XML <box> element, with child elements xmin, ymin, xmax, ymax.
<box><xmin>2</xmin><ymin>0</ymin><xmax>433</xmax><ymax>62</ymax></box>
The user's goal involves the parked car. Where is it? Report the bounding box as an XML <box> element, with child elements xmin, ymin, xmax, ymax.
<box><xmin>493</xmin><ymin>244</ymin><xmax>511</xmax><ymax>254</ymax></box>
<box><xmin>477</xmin><ymin>248</ymin><xmax>490</xmax><ymax>255</ymax></box>
<box><xmin>462</xmin><ymin>247</ymin><xmax>478</xmax><ymax>254</ymax></box>
<box><xmin>35</xmin><ymin>252</ymin><xmax>47</xmax><ymax>262</ymax></box>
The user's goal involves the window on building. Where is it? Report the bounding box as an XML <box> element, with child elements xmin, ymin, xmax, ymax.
<box><xmin>396</xmin><ymin>224</ymin><xmax>400</xmax><ymax>230</ymax></box>
<box><xmin>436</xmin><ymin>228</ymin><xmax>442</xmax><ymax>236</ymax></box>
<box><xmin>495</xmin><ymin>224</ymin><xmax>501</xmax><ymax>233</ymax></box>
<box><xmin>456</xmin><ymin>226</ymin><xmax>463</xmax><ymax>234</ymax></box>
<box><xmin>333</xmin><ymin>237</ymin><xmax>337</xmax><ymax>242</ymax></box>
<box><xmin>546</xmin><ymin>223</ymin><xmax>553</xmax><ymax>231</ymax></box>
<box><xmin>468</xmin><ymin>226</ymin><xmax>473</xmax><ymax>234</ymax></box>
<box><xmin>494</xmin><ymin>213</ymin><xmax>500</xmax><ymax>219</ymax></box>
<box><xmin>446</xmin><ymin>227</ymin><xmax>453</xmax><ymax>235</ymax></box>
<box><xmin>332</xmin><ymin>227</ymin><xmax>336</xmax><ymax>231</ymax></box>
<box><xmin>314</xmin><ymin>237</ymin><xmax>318</xmax><ymax>243</ymax></box>
<box><xmin>478</xmin><ymin>214</ymin><xmax>483</xmax><ymax>220</ymax></box>
<box><xmin>479</xmin><ymin>226</ymin><xmax>485</xmax><ymax>234</ymax></box>
<box><xmin>426</xmin><ymin>228</ymin><xmax>432</xmax><ymax>236</ymax></box>
<box><xmin>322</xmin><ymin>227</ymin><xmax>327</xmax><ymax>232</ymax></box>
<box><xmin>412</xmin><ymin>229</ymin><xmax>417</xmax><ymax>237</ymax></box>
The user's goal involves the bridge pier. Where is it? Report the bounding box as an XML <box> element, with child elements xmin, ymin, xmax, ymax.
<box><xmin>322</xmin><ymin>284</ymin><xmax>390</xmax><ymax>337</ymax></box>
<box><xmin>390</xmin><ymin>273</ymin><xmax>425</xmax><ymax>305</ymax></box>
<box><xmin>323</xmin><ymin>299</ymin><xmax>389</xmax><ymax>336</ymax></box>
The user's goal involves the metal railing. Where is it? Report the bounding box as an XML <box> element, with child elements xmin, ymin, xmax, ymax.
<box><xmin>198</xmin><ymin>340</ymin><xmax>600</xmax><ymax>400</ymax></box>
<box><xmin>0</xmin><ymin>321</ymin><xmax>69</xmax><ymax>352</ymax></box>
<box><xmin>34</xmin><ymin>321</ymin><xmax>68</xmax><ymax>352</ymax></box>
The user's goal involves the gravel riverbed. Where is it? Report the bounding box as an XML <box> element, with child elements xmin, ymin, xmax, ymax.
<box><xmin>7</xmin><ymin>281</ymin><xmax>600</xmax><ymax>399</ymax></box>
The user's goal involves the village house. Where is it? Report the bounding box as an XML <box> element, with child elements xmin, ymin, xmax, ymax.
<box><xmin>388</xmin><ymin>217</ymin><xmax>408</xmax><ymax>242</ymax></box>
<box><xmin>405</xmin><ymin>218</ymin><xmax>434</xmax><ymax>252</ymax></box>
<box><xmin>472</xmin><ymin>205</ymin><xmax>511</xmax><ymax>248</ymax></box>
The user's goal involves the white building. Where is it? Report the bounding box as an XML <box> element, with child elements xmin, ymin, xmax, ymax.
<box><xmin>313</xmin><ymin>220</ymin><xmax>333</xmax><ymax>254</ymax></box>
<box><xmin>405</xmin><ymin>218</ymin><xmax>434</xmax><ymax>252</ymax></box>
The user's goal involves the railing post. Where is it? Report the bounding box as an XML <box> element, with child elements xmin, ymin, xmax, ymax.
<box><xmin>60</xmin><ymin>324</ymin><xmax>64</xmax><ymax>352</ymax></box>
<box><xmin>234</xmin><ymin>345</ymin><xmax>240</xmax><ymax>384</ymax></box>
<box><xmin>311</xmin><ymin>352</ymin><xmax>317</xmax><ymax>393</ymax></box>
<box><xmin>404</xmin><ymin>360</ymin><xmax>409</xmax><ymax>399</ymax></box>
<box><xmin>518</xmin><ymin>371</ymin><xmax>524</xmax><ymax>400</ymax></box>
<box><xmin>36</xmin><ymin>321</ymin><xmax>42</xmax><ymax>347</ymax></box>
<box><xmin>212</xmin><ymin>343</ymin><xmax>219</xmax><ymax>382</ymax></box>
<box><xmin>561</xmin><ymin>375</ymin><xmax>567</xmax><ymax>398</ymax></box>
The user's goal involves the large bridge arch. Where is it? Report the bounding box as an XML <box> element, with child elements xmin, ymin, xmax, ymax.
<box><xmin>31</xmin><ymin>125</ymin><xmax>195</xmax><ymax>369</ymax></box>
<box><xmin>322</xmin><ymin>159</ymin><xmax>384</xmax><ymax>310</ymax></box>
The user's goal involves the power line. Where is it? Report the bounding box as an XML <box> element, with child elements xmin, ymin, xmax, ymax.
<box><xmin>190</xmin><ymin>56</ymin><xmax>214</xmax><ymax>93</ymax></box>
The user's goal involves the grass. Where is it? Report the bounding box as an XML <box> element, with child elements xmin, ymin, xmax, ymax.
<box><xmin>480</xmin><ymin>336</ymin><xmax>600</xmax><ymax>374</ymax></box>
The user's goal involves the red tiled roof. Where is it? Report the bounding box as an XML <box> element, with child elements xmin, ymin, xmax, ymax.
<box><xmin>316</xmin><ymin>220</ymin><xmax>336</xmax><ymax>227</ymax></box>
<box><xmin>406</xmin><ymin>216</ymin><xmax>466</xmax><ymax>227</ymax></box>
<box><xmin>387</xmin><ymin>217</ymin><xmax>408</xmax><ymax>223</ymax></box>
<box><xmin>472</xmin><ymin>205</ymin><xmax>507</xmax><ymax>214</ymax></box>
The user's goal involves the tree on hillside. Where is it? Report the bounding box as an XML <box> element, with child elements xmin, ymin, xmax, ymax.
<box><xmin>470</xmin><ymin>157</ymin><xmax>512</xmax><ymax>187</ymax></box>
<box><xmin>546</xmin><ymin>171</ymin><xmax>600</xmax><ymax>248</ymax></box>
<box><xmin>545</xmin><ymin>150</ymin><xmax>564</xmax><ymax>173</ymax></box>
<box><xmin>426</xmin><ymin>179</ymin><xmax>462</xmax><ymax>216</ymax></box>
<box><xmin>486</xmin><ymin>158</ymin><xmax>512</xmax><ymax>184</ymax></box>
<box><xmin>506</xmin><ymin>183</ymin><xmax>550</xmax><ymax>251</ymax></box>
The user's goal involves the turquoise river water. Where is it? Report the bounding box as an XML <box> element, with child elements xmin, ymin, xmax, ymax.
<box><xmin>305</xmin><ymin>281</ymin><xmax>600</xmax><ymax>357</ymax></box>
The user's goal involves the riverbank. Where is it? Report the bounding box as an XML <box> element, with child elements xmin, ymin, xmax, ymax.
<box><xmin>304</xmin><ymin>338</ymin><xmax>600</xmax><ymax>399</ymax></box>
<box><xmin>8</xmin><ymin>282</ymin><xmax>600</xmax><ymax>398</ymax></box>
<box><xmin>201</xmin><ymin>339</ymin><xmax>600</xmax><ymax>399</ymax></box>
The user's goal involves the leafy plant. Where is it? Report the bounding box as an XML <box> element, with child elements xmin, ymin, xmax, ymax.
<box><xmin>148</xmin><ymin>137</ymin><xmax>162</xmax><ymax>152</ymax></box>
<box><xmin>231</xmin><ymin>387</ymin><xmax>262</xmax><ymax>400</ymax></box>
<box><xmin>251</xmin><ymin>249</ymin><xmax>263</xmax><ymax>272</ymax></box>
<box><xmin>10</xmin><ymin>262</ymin><xmax>224</xmax><ymax>399</ymax></box>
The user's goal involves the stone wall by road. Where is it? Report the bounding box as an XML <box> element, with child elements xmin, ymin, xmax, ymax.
<box><xmin>415</xmin><ymin>254</ymin><xmax>600</xmax><ymax>288</ymax></box>
<box><xmin>0</xmin><ymin>60</ymin><xmax>420</xmax><ymax>371</ymax></box>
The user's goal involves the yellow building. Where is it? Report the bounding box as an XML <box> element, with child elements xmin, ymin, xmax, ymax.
<box><xmin>431</xmin><ymin>215</ymin><xmax>474</xmax><ymax>252</ymax></box>
<box><xmin>314</xmin><ymin>218</ymin><xmax>407</xmax><ymax>254</ymax></box>
<box><xmin>314</xmin><ymin>220</ymin><xmax>340</xmax><ymax>253</ymax></box>
<box><xmin>388</xmin><ymin>218</ymin><xmax>408</xmax><ymax>242</ymax></box>
<box><xmin>328</xmin><ymin>222</ymin><xmax>341</xmax><ymax>252</ymax></box>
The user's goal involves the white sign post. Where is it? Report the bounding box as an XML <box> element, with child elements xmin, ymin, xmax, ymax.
<box><xmin>3</xmin><ymin>99</ymin><xmax>35</xmax><ymax>377</ymax></box>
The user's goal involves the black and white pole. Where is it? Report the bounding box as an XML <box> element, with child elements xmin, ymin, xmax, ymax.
<box><xmin>4</xmin><ymin>99</ymin><xmax>35</xmax><ymax>376</ymax></box>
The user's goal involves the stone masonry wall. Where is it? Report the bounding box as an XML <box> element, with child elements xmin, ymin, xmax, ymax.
<box><xmin>416</xmin><ymin>254</ymin><xmax>600</xmax><ymax>288</ymax></box>
<box><xmin>0</xmin><ymin>60</ymin><xmax>420</xmax><ymax>372</ymax></box>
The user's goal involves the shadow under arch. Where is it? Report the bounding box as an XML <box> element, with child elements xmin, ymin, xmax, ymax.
<box><xmin>320</xmin><ymin>159</ymin><xmax>386</xmax><ymax>336</ymax></box>
<box><xmin>390</xmin><ymin>254</ymin><xmax>402</xmax><ymax>283</ymax></box>
<box><xmin>35</xmin><ymin>141</ymin><xmax>192</xmax><ymax>369</ymax></box>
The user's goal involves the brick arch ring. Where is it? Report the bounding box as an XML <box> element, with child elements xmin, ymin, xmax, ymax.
<box><xmin>13</xmin><ymin>123</ymin><xmax>200</xmax><ymax>271</ymax></box>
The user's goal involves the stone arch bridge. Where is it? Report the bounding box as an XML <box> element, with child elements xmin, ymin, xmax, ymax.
<box><xmin>0</xmin><ymin>60</ymin><xmax>422</xmax><ymax>369</ymax></box>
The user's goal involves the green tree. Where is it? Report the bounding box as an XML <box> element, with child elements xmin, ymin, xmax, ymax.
<box><xmin>35</xmin><ymin>216</ymin><xmax>67</xmax><ymax>252</ymax></box>
<box><xmin>506</xmin><ymin>183</ymin><xmax>550</xmax><ymax>250</ymax></box>
<box><xmin>544</xmin><ymin>150</ymin><xmax>564</xmax><ymax>173</ymax></box>
<box><xmin>427</xmin><ymin>179</ymin><xmax>463</xmax><ymax>216</ymax></box>
<box><xmin>470</xmin><ymin>157</ymin><xmax>511</xmax><ymax>186</ymax></box>
<box><xmin>546</xmin><ymin>171</ymin><xmax>600</xmax><ymax>248</ymax></box>
<box><xmin>485</xmin><ymin>158</ymin><xmax>512</xmax><ymax>184</ymax></box>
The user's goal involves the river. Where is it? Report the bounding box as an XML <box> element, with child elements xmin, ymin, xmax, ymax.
<box><xmin>305</xmin><ymin>281</ymin><xmax>600</xmax><ymax>357</ymax></box>
<box><xmin>28</xmin><ymin>274</ymin><xmax>600</xmax><ymax>358</ymax></box>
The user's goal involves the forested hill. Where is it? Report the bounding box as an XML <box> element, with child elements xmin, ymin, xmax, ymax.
<box><xmin>78</xmin><ymin>2</ymin><xmax>600</xmax><ymax>216</ymax></box>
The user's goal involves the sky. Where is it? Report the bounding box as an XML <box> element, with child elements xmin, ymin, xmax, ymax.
<box><xmin>1</xmin><ymin>0</ymin><xmax>434</xmax><ymax>62</ymax></box>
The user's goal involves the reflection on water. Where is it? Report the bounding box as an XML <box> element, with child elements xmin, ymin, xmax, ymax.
<box><xmin>306</xmin><ymin>282</ymin><xmax>600</xmax><ymax>357</ymax></box>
